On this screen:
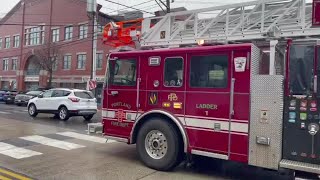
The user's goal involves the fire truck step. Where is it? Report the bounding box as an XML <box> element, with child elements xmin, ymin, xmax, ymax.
<box><xmin>57</xmin><ymin>132</ymin><xmax>115</xmax><ymax>144</ymax></box>
<box><xmin>280</xmin><ymin>159</ymin><xmax>320</xmax><ymax>175</ymax></box>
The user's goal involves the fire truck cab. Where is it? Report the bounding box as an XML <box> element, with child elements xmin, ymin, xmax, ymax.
<box><xmin>90</xmin><ymin>0</ymin><xmax>320</xmax><ymax>177</ymax></box>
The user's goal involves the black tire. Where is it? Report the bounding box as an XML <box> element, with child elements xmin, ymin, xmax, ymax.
<box><xmin>136</xmin><ymin>118</ymin><xmax>183</xmax><ymax>171</ymax></box>
<box><xmin>16</xmin><ymin>103</ymin><xmax>22</xmax><ymax>106</ymax></box>
<box><xmin>28</xmin><ymin>104</ymin><xmax>38</xmax><ymax>117</ymax></box>
<box><xmin>83</xmin><ymin>114</ymin><xmax>94</xmax><ymax>121</ymax></box>
<box><xmin>58</xmin><ymin>106</ymin><xmax>70</xmax><ymax>121</ymax></box>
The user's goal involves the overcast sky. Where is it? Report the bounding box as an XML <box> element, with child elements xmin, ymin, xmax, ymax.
<box><xmin>0</xmin><ymin>0</ymin><xmax>250</xmax><ymax>18</ymax></box>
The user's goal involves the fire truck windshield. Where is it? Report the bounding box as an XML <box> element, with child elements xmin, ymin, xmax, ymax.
<box><xmin>108</xmin><ymin>59</ymin><xmax>137</xmax><ymax>86</ymax></box>
<box><xmin>289</xmin><ymin>45</ymin><xmax>315</xmax><ymax>95</ymax></box>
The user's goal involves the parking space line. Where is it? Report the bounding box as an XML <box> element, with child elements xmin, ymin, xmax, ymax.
<box><xmin>56</xmin><ymin>132</ymin><xmax>116</xmax><ymax>143</ymax></box>
<box><xmin>20</xmin><ymin>135</ymin><xmax>85</xmax><ymax>150</ymax></box>
<box><xmin>0</xmin><ymin>168</ymin><xmax>32</xmax><ymax>180</ymax></box>
<box><xmin>0</xmin><ymin>142</ymin><xmax>42</xmax><ymax>159</ymax></box>
<box><xmin>0</xmin><ymin>111</ymin><xmax>10</xmax><ymax>114</ymax></box>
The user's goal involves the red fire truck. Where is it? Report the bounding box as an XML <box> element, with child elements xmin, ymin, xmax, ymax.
<box><xmin>89</xmin><ymin>0</ymin><xmax>320</xmax><ymax>177</ymax></box>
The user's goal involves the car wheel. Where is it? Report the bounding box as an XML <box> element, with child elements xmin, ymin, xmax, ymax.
<box><xmin>58</xmin><ymin>106</ymin><xmax>70</xmax><ymax>121</ymax></box>
<box><xmin>83</xmin><ymin>114</ymin><xmax>94</xmax><ymax>121</ymax></box>
<box><xmin>28</xmin><ymin>104</ymin><xmax>38</xmax><ymax>117</ymax></box>
<box><xmin>136</xmin><ymin>118</ymin><xmax>183</xmax><ymax>171</ymax></box>
<box><xmin>16</xmin><ymin>103</ymin><xmax>21</xmax><ymax>106</ymax></box>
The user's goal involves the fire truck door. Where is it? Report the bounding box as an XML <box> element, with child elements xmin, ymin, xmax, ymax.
<box><xmin>283</xmin><ymin>44</ymin><xmax>320</xmax><ymax>164</ymax></box>
<box><xmin>139</xmin><ymin>55</ymin><xmax>186</xmax><ymax>116</ymax></box>
<box><xmin>185</xmin><ymin>52</ymin><xmax>231</xmax><ymax>155</ymax></box>
<box><xmin>105</xmin><ymin>55</ymin><xmax>139</xmax><ymax>136</ymax></box>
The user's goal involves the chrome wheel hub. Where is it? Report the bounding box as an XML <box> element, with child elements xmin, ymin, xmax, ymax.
<box><xmin>145</xmin><ymin>130</ymin><xmax>168</xmax><ymax>159</ymax></box>
<box><xmin>59</xmin><ymin>109</ymin><xmax>66</xmax><ymax>119</ymax></box>
<box><xmin>29</xmin><ymin>106</ymin><xmax>34</xmax><ymax>115</ymax></box>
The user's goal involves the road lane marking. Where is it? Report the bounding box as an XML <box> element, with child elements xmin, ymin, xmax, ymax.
<box><xmin>0</xmin><ymin>168</ymin><xmax>32</xmax><ymax>180</ymax></box>
<box><xmin>0</xmin><ymin>142</ymin><xmax>42</xmax><ymax>159</ymax></box>
<box><xmin>0</xmin><ymin>112</ymin><xmax>10</xmax><ymax>114</ymax></box>
<box><xmin>57</xmin><ymin>132</ymin><xmax>116</xmax><ymax>144</ymax></box>
<box><xmin>0</xmin><ymin>175</ymin><xmax>11</xmax><ymax>180</ymax></box>
<box><xmin>20</xmin><ymin>135</ymin><xmax>85</xmax><ymax>150</ymax></box>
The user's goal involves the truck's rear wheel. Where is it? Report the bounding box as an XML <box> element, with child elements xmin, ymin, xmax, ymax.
<box><xmin>136</xmin><ymin>118</ymin><xmax>183</xmax><ymax>171</ymax></box>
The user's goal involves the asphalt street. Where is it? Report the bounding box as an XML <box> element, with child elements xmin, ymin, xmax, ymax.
<box><xmin>0</xmin><ymin>102</ymin><xmax>293</xmax><ymax>180</ymax></box>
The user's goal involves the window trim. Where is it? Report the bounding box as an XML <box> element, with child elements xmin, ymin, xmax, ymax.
<box><xmin>12</xmin><ymin>34</ymin><xmax>20</xmax><ymax>48</ymax></box>
<box><xmin>63</xmin><ymin>54</ymin><xmax>72</xmax><ymax>70</ymax></box>
<box><xmin>11</xmin><ymin>58</ymin><xmax>18</xmax><ymax>71</ymax></box>
<box><xmin>76</xmin><ymin>54</ymin><xmax>87</xmax><ymax>70</ymax></box>
<box><xmin>51</xmin><ymin>28</ymin><xmax>60</xmax><ymax>42</ymax></box>
<box><xmin>189</xmin><ymin>54</ymin><xmax>229</xmax><ymax>89</ymax></box>
<box><xmin>64</xmin><ymin>26</ymin><xmax>73</xmax><ymax>41</ymax></box>
<box><xmin>4</xmin><ymin>36</ymin><xmax>10</xmax><ymax>49</ymax></box>
<box><xmin>163</xmin><ymin>56</ymin><xmax>184</xmax><ymax>88</ymax></box>
<box><xmin>79</xmin><ymin>24</ymin><xmax>88</xmax><ymax>40</ymax></box>
<box><xmin>24</xmin><ymin>25</ymin><xmax>45</xmax><ymax>46</ymax></box>
<box><xmin>96</xmin><ymin>53</ymin><xmax>103</xmax><ymax>70</ymax></box>
<box><xmin>3</xmin><ymin>58</ymin><xmax>9</xmax><ymax>71</ymax></box>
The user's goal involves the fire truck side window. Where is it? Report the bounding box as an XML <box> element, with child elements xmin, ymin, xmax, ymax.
<box><xmin>108</xmin><ymin>59</ymin><xmax>137</xmax><ymax>86</ymax></box>
<box><xmin>289</xmin><ymin>45</ymin><xmax>314</xmax><ymax>95</ymax></box>
<box><xmin>164</xmin><ymin>57</ymin><xmax>183</xmax><ymax>87</ymax></box>
<box><xmin>190</xmin><ymin>55</ymin><xmax>228</xmax><ymax>88</ymax></box>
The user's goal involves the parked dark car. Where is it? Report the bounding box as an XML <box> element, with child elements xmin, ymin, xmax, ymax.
<box><xmin>3</xmin><ymin>91</ymin><xmax>18</xmax><ymax>104</ymax></box>
<box><xmin>15</xmin><ymin>90</ymin><xmax>43</xmax><ymax>106</ymax></box>
<box><xmin>0</xmin><ymin>90</ymin><xmax>7</xmax><ymax>101</ymax></box>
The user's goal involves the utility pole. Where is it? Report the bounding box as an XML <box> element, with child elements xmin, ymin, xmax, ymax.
<box><xmin>87</xmin><ymin>0</ymin><xmax>97</xmax><ymax>82</ymax></box>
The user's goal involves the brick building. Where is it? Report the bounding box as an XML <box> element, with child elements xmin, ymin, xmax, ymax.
<box><xmin>0</xmin><ymin>0</ymin><xmax>121</xmax><ymax>102</ymax></box>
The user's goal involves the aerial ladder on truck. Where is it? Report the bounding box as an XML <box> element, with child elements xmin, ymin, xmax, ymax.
<box><xmin>89</xmin><ymin>0</ymin><xmax>320</xmax><ymax>178</ymax></box>
<box><xmin>103</xmin><ymin>0</ymin><xmax>320</xmax><ymax>74</ymax></box>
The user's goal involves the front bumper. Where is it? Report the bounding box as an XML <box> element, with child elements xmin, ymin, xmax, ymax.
<box><xmin>14</xmin><ymin>99</ymin><xmax>29</xmax><ymax>104</ymax></box>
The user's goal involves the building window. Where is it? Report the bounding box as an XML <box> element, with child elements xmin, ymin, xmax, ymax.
<box><xmin>77</xmin><ymin>54</ymin><xmax>86</xmax><ymax>69</ymax></box>
<box><xmin>65</xmin><ymin>26</ymin><xmax>73</xmax><ymax>40</ymax></box>
<box><xmin>3</xmin><ymin>59</ymin><xmax>9</xmax><ymax>71</ymax></box>
<box><xmin>0</xmin><ymin>38</ymin><xmax>2</xmax><ymax>49</ymax></box>
<box><xmin>96</xmin><ymin>53</ymin><xmax>103</xmax><ymax>69</ymax></box>
<box><xmin>63</xmin><ymin>55</ymin><xmax>72</xmax><ymax>69</ymax></box>
<box><xmin>52</xmin><ymin>28</ymin><xmax>59</xmax><ymax>42</ymax></box>
<box><xmin>79</xmin><ymin>24</ymin><xmax>88</xmax><ymax>39</ymax></box>
<box><xmin>4</xmin><ymin>37</ymin><xmax>10</xmax><ymax>49</ymax></box>
<box><xmin>190</xmin><ymin>55</ymin><xmax>228</xmax><ymax>88</ymax></box>
<box><xmin>24</xmin><ymin>26</ymin><xmax>45</xmax><ymax>46</ymax></box>
<box><xmin>98</xmin><ymin>24</ymin><xmax>103</xmax><ymax>33</ymax></box>
<box><xmin>51</xmin><ymin>57</ymin><xmax>58</xmax><ymax>71</ymax></box>
<box><xmin>13</xmin><ymin>35</ymin><xmax>20</xmax><ymax>48</ymax></box>
<box><xmin>12</xmin><ymin>58</ymin><xmax>18</xmax><ymax>70</ymax></box>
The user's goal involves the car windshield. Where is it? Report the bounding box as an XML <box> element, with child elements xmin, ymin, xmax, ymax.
<box><xmin>26</xmin><ymin>91</ymin><xmax>42</xmax><ymax>95</ymax></box>
<box><xmin>74</xmin><ymin>91</ymin><xmax>94</xmax><ymax>99</ymax></box>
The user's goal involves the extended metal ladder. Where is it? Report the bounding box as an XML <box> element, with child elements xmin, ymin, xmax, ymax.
<box><xmin>140</xmin><ymin>0</ymin><xmax>320</xmax><ymax>47</ymax></box>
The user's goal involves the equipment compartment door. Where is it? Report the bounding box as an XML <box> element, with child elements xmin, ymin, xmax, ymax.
<box><xmin>104</xmin><ymin>55</ymin><xmax>139</xmax><ymax>138</ymax></box>
<box><xmin>185</xmin><ymin>52</ymin><xmax>231</xmax><ymax>156</ymax></box>
<box><xmin>283</xmin><ymin>44</ymin><xmax>320</xmax><ymax>164</ymax></box>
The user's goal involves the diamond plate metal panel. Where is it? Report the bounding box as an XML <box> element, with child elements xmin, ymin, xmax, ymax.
<box><xmin>249</xmin><ymin>75</ymin><xmax>284</xmax><ymax>170</ymax></box>
<box><xmin>280</xmin><ymin>159</ymin><xmax>320</xmax><ymax>174</ymax></box>
<box><xmin>250</xmin><ymin>44</ymin><xmax>260</xmax><ymax>76</ymax></box>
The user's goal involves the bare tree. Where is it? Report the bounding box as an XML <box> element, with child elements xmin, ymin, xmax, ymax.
<box><xmin>33</xmin><ymin>42</ymin><xmax>62</xmax><ymax>88</ymax></box>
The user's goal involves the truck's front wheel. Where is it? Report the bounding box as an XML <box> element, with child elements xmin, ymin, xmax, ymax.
<box><xmin>136</xmin><ymin>118</ymin><xmax>182</xmax><ymax>171</ymax></box>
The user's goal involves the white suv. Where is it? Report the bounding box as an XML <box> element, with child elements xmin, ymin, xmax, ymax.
<box><xmin>27</xmin><ymin>88</ymin><xmax>97</xmax><ymax>121</ymax></box>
